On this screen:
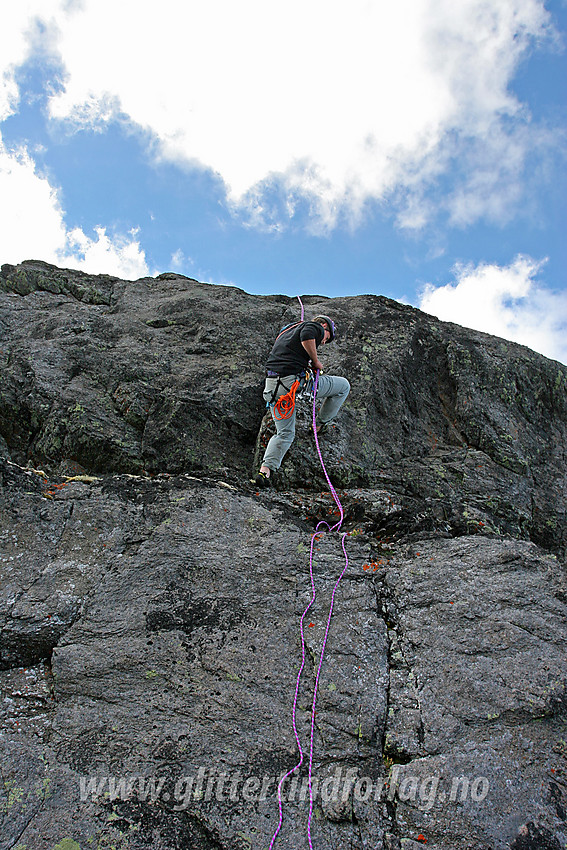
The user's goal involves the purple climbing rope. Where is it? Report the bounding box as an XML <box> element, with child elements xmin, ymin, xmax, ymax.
<box><xmin>269</xmin><ymin>368</ymin><xmax>349</xmax><ymax>849</ymax></box>
<box><xmin>306</xmin><ymin>372</ymin><xmax>349</xmax><ymax>846</ymax></box>
<box><xmin>268</xmin><ymin>515</ymin><xmax>328</xmax><ymax>849</ymax></box>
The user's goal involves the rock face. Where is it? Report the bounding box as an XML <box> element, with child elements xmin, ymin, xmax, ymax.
<box><xmin>0</xmin><ymin>259</ymin><xmax>566</xmax><ymax>850</ymax></box>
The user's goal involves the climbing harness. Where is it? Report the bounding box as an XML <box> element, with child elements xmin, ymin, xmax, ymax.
<box><xmin>268</xmin><ymin>369</ymin><xmax>314</xmax><ymax>420</ymax></box>
<box><xmin>269</xmin><ymin>297</ymin><xmax>349</xmax><ymax>850</ymax></box>
<box><xmin>272</xmin><ymin>377</ymin><xmax>301</xmax><ymax>421</ymax></box>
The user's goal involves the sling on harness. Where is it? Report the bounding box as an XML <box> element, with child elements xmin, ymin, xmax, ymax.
<box><xmin>275</xmin><ymin>320</ymin><xmax>303</xmax><ymax>340</ymax></box>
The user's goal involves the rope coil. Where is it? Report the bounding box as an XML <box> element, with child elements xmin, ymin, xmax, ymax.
<box><xmin>272</xmin><ymin>378</ymin><xmax>301</xmax><ymax>420</ymax></box>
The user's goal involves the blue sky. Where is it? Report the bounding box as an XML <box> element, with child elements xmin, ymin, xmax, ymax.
<box><xmin>1</xmin><ymin>0</ymin><xmax>566</xmax><ymax>362</ymax></box>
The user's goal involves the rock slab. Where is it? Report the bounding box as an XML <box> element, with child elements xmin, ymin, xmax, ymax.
<box><xmin>1</xmin><ymin>260</ymin><xmax>566</xmax><ymax>849</ymax></box>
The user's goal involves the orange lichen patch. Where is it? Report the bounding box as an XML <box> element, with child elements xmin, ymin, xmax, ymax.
<box><xmin>362</xmin><ymin>559</ymin><xmax>384</xmax><ymax>572</ymax></box>
<box><xmin>43</xmin><ymin>480</ymin><xmax>70</xmax><ymax>499</ymax></box>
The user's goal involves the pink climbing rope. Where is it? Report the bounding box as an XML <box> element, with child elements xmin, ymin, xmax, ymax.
<box><xmin>269</xmin><ymin>367</ymin><xmax>349</xmax><ymax>849</ymax></box>
<box><xmin>269</xmin><ymin>515</ymin><xmax>328</xmax><ymax>849</ymax></box>
<box><xmin>306</xmin><ymin>372</ymin><xmax>349</xmax><ymax>846</ymax></box>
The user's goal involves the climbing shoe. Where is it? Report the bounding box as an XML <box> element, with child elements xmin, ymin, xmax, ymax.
<box><xmin>316</xmin><ymin>420</ymin><xmax>332</xmax><ymax>436</ymax></box>
<box><xmin>252</xmin><ymin>470</ymin><xmax>272</xmax><ymax>488</ymax></box>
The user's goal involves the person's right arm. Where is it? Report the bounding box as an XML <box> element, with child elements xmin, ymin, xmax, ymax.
<box><xmin>302</xmin><ymin>338</ymin><xmax>323</xmax><ymax>372</ymax></box>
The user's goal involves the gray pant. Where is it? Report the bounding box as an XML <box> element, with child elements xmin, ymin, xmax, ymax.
<box><xmin>261</xmin><ymin>373</ymin><xmax>350</xmax><ymax>471</ymax></box>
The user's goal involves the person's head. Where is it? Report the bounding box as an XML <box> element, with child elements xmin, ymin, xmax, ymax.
<box><xmin>312</xmin><ymin>315</ymin><xmax>336</xmax><ymax>344</ymax></box>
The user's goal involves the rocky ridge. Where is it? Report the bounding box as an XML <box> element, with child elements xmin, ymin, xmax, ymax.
<box><xmin>0</xmin><ymin>260</ymin><xmax>566</xmax><ymax>850</ymax></box>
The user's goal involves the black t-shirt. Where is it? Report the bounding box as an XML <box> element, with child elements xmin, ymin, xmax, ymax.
<box><xmin>265</xmin><ymin>321</ymin><xmax>324</xmax><ymax>377</ymax></box>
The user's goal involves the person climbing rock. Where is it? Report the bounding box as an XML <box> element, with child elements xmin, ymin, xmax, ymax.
<box><xmin>252</xmin><ymin>315</ymin><xmax>350</xmax><ymax>487</ymax></box>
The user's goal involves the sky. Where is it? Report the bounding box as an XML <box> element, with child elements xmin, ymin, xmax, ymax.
<box><xmin>1</xmin><ymin>0</ymin><xmax>566</xmax><ymax>363</ymax></box>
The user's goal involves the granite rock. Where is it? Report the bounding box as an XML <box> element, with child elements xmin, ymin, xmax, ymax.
<box><xmin>1</xmin><ymin>260</ymin><xmax>566</xmax><ymax>849</ymax></box>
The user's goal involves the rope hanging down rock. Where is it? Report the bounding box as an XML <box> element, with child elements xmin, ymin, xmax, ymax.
<box><xmin>269</xmin><ymin>300</ymin><xmax>349</xmax><ymax>850</ymax></box>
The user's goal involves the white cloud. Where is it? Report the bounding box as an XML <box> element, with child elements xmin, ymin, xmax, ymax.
<box><xmin>170</xmin><ymin>249</ymin><xmax>193</xmax><ymax>271</ymax></box>
<box><xmin>66</xmin><ymin>226</ymin><xmax>149</xmax><ymax>279</ymax></box>
<box><xmin>0</xmin><ymin>3</ymin><xmax>150</xmax><ymax>278</ymax></box>
<box><xmin>0</xmin><ymin>133</ymin><xmax>149</xmax><ymax>279</ymax></box>
<box><xmin>5</xmin><ymin>0</ymin><xmax>550</xmax><ymax>231</ymax></box>
<box><xmin>0</xmin><ymin>1</ymin><xmax>65</xmax><ymax>120</ymax></box>
<box><xmin>418</xmin><ymin>255</ymin><xmax>567</xmax><ymax>364</ymax></box>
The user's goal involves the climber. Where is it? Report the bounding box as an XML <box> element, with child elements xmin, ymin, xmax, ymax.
<box><xmin>252</xmin><ymin>315</ymin><xmax>350</xmax><ymax>487</ymax></box>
